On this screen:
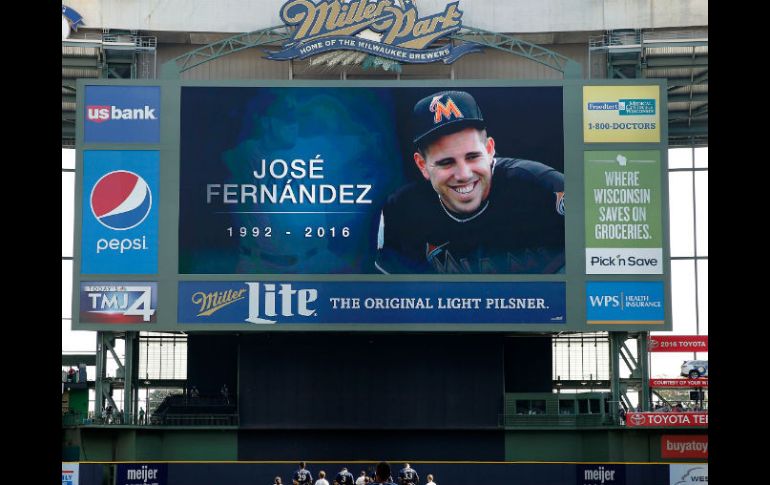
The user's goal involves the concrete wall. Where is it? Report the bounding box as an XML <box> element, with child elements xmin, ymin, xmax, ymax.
<box><xmin>65</xmin><ymin>0</ymin><xmax>707</xmax><ymax>34</ymax></box>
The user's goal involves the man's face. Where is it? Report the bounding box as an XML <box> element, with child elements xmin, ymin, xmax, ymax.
<box><xmin>415</xmin><ymin>127</ymin><xmax>495</xmax><ymax>214</ymax></box>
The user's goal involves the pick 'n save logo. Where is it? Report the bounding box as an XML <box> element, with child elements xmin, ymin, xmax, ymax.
<box><xmin>90</xmin><ymin>171</ymin><xmax>152</xmax><ymax>230</ymax></box>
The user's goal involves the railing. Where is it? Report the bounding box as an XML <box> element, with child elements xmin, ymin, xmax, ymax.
<box><xmin>101</xmin><ymin>34</ymin><xmax>157</xmax><ymax>49</ymax></box>
<box><xmin>150</xmin><ymin>414</ymin><xmax>239</xmax><ymax>426</ymax></box>
<box><xmin>499</xmin><ymin>413</ymin><xmax>614</xmax><ymax>428</ymax></box>
<box><xmin>63</xmin><ymin>411</ymin><xmax>239</xmax><ymax>427</ymax></box>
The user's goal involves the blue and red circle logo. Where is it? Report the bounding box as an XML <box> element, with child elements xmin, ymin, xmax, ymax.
<box><xmin>90</xmin><ymin>170</ymin><xmax>152</xmax><ymax>230</ymax></box>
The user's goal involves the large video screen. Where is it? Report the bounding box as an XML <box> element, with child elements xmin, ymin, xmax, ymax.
<box><xmin>73</xmin><ymin>80</ymin><xmax>670</xmax><ymax>332</ymax></box>
<box><xmin>179</xmin><ymin>86</ymin><xmax>564</xmax><ymax>275</ymax></box>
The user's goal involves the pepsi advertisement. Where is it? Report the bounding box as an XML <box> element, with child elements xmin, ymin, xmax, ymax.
<box><xmin>81</xmin><ymin>150</ymin><xmax>159</xmax><ymax>274</ymax></box>
<box><xmin>179</xmin><ymin>86</ymin><xmax>564</xmax><ymax>275</ymax></box>
<box><xmin>178</xmin><ymin>281</ymin><xmax>566</xmax><ymax>325</ymax></box>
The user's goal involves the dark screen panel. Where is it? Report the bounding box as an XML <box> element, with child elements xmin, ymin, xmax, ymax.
<box><xmin>187</xmin><ymin>334</ymin><xmax>238</xmax><ymax>397</ymax></box>
<box><xmin>237</xmin><ymin>429</ymin><xmax>504</xmax><ymax>461</ymax></box>
<box><xmin>504</xmin><ymin>336</ymin><xmax>552</xmax><ymax>392</ymax></box>
<box><xmin>237</xmin><ymin>333</ymin><xmax>503</xmax><ymax>428</ymax></box>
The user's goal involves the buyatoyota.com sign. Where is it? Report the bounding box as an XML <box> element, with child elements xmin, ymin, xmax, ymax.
<box><xmin>179</xmin><ymin>86</ymin><xmax>565</xmax><ymax>275</ymax></box>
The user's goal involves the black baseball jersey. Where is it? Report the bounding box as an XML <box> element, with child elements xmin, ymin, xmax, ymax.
<box><xmin>376</xmin><ymin>158</ymin><xmax>565</xmax><ymax>274</ymax></box>
<box><xmin>293</xmin><ymin>469</ymin><xmax>313</xmax><ymax>485</ymax></box>
<box><xmin>335</xmin><ymin>470</ymin><xmax>355</xmax><ymax>485</ymax></box>
<box><xmin>398</xmin><ymin>467</ymin><xmax>419</xmax><ymax>485</ymax></box>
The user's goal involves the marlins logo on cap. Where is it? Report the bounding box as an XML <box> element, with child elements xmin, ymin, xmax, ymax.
<box><xmin>413</xmin><ymin>90</ymin><xmax>485</xmax><ymax>145</ymax></box>
<box><xmin>90</xmin><ymin>170</ymin><xmax>152</xmax><ymax>230</ymax></box>
<box><xmin>430</xmin><ymin>95</ymin><xmax>463</xmax><ymax>123</ymax></box>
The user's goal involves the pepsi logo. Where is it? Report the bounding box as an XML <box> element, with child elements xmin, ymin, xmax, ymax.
<box><xmin>90</xmin><ymin>171</ymin><xmax>152</xmax><ymax>230</ymax></box>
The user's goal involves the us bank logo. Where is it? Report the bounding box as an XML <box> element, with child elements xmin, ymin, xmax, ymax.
<box><xmin>586</xmin><ymin>282</ymin><xmax>664</xmax><ymax>325</ymax></box>
<box><xmin>81</xmin><ymin>151</ymin><xmax>159</xmax><ymax>274</ymax></box>
<box><xmin>84</xmin><ymin>85</ymin><xmax>160</xmax><ymax>143</ymax></box>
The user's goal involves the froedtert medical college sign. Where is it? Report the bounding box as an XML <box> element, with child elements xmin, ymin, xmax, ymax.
<box><xmin>266</xmin><ymin>0</ymin><xmax>483</xmax><ymax>63</ymax></box>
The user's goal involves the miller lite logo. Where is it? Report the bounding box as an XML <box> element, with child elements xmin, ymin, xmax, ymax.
<box><xmin>246</xmin><ymin>282</ymin><xmax>318</xmax><ymax>324</ymax></box>
<box><xmin>430</xmin><ymin>95</ymin><xmax>463</xmax><ymax>123</ymax></box>
<box><xmin>90</xmin><ymin>171</ymin><xmax>152</xmax><ymax>231</ymax></box>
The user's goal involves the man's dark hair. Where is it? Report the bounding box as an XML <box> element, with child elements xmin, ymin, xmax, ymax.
<box><xmin>300</xmin><ymin>462</ymin><xmax>306</xmax><ymax>468</ymax></box>
<box><xmin>376</xmin><ymin>462</ymin><xmax>391</xmax><ymax>480</ymax></box>
<box><xmin>416</xmin><ymin>128</ymin><xmax>489</xmax><ymax>159</ymax></box>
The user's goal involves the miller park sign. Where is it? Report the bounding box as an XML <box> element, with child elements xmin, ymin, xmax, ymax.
<box><xmin>266</xmin><ymin>0</ymin><xmax>483</xmax><ymax>64</ymax></box>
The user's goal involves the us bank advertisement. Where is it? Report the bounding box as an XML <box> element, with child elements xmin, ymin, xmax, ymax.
<box><xmin>584</xmin><ymin>150</ymin><xmax>663</xmax><ymax>274</ymax></box>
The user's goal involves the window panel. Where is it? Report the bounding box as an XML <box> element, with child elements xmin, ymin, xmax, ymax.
<box><xmin>697</xmin><ymin>259</ymin><xmax>708</xmax><ymax>335</ymax></box>
<box><xmin>62</xmin><ymin>319</ymin><xmax>96</xmax><ymax>353</ymax></box>
<box><xmin>62</xmin><ymin>148</ymin><xmax>76</xmax><ymax>170</ymax></box>
<box><xmin>695</xmin><ymin>171</ymin><xmax>708</xmax><ymax>256</ymax></box>
<box><xmin>62</xmin><ymin>172</ymin><xmax>74</xmax><ymax>258</ymax></box>
<box><xmin>671</xmin><ymin>260</ymin><xmax>697</xmax><ymax>335</ymax></box>
<box><xmin>62</xmin><ymin>260</ymin><xmax>72</xmax><ymax>319</ymax></box>
<box><xmin>694</xmin><ymin>147</ymin><xmax>708</xmax><ymax>168</ymax></box>
<box><xmin>668</xmin><ymin>147</ymin><xmax>692</xmax><ymax>169</ymax></box>
<box><xmin>668</xmin><ymin>172</ymin><xmax>695</xmax><ymax>257</ymax></box>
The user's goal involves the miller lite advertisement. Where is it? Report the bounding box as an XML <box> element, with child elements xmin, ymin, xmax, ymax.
<box><xmin>178</xmin><ymin>281</ymin><xmax>566</xmax><ymax>325</ymax></box>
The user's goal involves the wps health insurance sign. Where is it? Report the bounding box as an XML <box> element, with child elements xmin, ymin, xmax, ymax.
<box><xmin>586</xmin><ymin>282</ymin><xmax>664</xmax><ymax>325</ymax></box>
<box><xmin>84</xmin><ymin>86</ymin><xmax>160</xmax><ymax>143</ymax></box>
<box><xmin>584</xmin><ymin>150</ymin><xmax>663</xmax><ymax>274</ymax></box>
<box><xmin>81</xmin><ymin>151</ymin><xmax>159</xmax><ymax>274</ymax></box>
<box><xmin>178</xmin><ymin>281</ymin><xmax>566</xmax><ymax>325</ymax></box>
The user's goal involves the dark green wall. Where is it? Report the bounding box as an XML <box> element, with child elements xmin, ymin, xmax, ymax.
<box><xmin>69</xmin><ymin>427</ymin><xmax>705</xmax><ymax>463</ymax></box>
<box><xmin>504</xmin><ymin>428</ymin><xmax>706</xmax><ymax>462</ymax></box>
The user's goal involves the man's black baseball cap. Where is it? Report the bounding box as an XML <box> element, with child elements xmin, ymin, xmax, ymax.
<box><xmin>412</xmin><ymin>90</ymin><xmax>486</xmax><ymax>146</ymax></box>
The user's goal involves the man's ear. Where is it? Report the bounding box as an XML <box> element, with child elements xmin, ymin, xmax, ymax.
<box><xmin>414</xmin><ymin>152</ymin><xmax>430</xmax><ymax>181</ymax></box>
<box><xmin>486</xmin><ymin>136</ymin><xmax>496</xmax><ymax>160</ymax></box>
